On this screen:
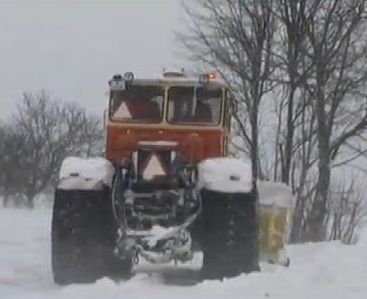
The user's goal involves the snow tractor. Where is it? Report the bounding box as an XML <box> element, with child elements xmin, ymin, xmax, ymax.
<box><xmin>51</xmin><ymin>71</ymin><xmax>259</xmax><ymax>285</ymax></box>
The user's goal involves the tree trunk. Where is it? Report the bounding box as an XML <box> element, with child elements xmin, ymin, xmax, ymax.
<box><xmin>307</xmin><ymin>84</ymin><xmax>331</xmax><ymax>241</ymax></box>
<box><xmin>251</xmin><ymin>109</ymin><xmax>259</xmax><ymax>181</ymax></box>
<box><xmin>2</xmin><ymin>193</ymin><xmax>9</xmax><ymax>208</ymax></box>
<box><xmin>26</xmin><ymin>195</ymin><xmax>35</xmax><ymax>209</ymax></box>
<box><xmin>282</xmin><ymin>87</ymin><xmax>296</xmax><ymax>184</ymax></box>
<box><xmin>289</xmin><ymin>195</ymin><xmax>306</xmax><ymax>243</ymax></box>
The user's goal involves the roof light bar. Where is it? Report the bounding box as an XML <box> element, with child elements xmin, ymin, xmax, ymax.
<box><xmin>198</xmin><ymin>72</ymin><xmax>219</xmax><ymax>85</ymax></box>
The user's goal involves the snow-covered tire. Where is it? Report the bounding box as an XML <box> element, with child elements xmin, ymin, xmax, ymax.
<box><xmin>51</xmin><ymin>187</ymin><xmax>132</xmax><ymax>285</ymax></box>
<box><xmin>199</xmin><ymin>188</ymin><xmax>260</xmax><ymax>279</ymax></box>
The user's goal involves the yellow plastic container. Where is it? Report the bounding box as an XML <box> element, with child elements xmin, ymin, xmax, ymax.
<box><xmin>257</xmin><ymin>181</ymin><xmax>294</xmax><ymax>265</ymax></box>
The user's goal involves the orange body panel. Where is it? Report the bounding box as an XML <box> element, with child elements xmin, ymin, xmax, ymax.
<box><xmin>105</xmin><ymin>123</ymin><xmax>227</xmax><ymax>165</ymax></box>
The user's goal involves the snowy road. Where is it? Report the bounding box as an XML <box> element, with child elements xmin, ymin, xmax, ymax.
<box><xmin>0</xmin><ymin>207</ymin><xmax>366</xmax><ymax>299</ymax></box>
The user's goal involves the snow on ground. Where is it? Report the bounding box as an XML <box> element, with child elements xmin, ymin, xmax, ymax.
<box><xmin>0</xmin><ymin>207</ymin><xmax>366</xmax><ymax>299</ymax></box>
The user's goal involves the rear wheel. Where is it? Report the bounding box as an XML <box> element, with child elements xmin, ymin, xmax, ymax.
<box><xmin>51</xmin><ymin>187</ymin><xmax>132</xmax><ymax>285</ymax></box>
<box><xmin>198</xmin><ymin>188</ymin><xmax>260</xmax><ymax>280</ymax></box>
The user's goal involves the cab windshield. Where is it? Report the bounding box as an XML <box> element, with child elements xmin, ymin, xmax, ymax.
<box><xmin>109</xmin><ymin>85</ymin><xmax>164</xmax><ymax>123</ymax></box>
<box><xmin>167</xmin><ymin>86</ymin><xmax>222</xmax><ymax>125</ymax></box>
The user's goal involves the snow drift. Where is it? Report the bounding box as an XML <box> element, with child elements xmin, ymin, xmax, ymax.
<box><xmin>0</xmin><ymin>207</ymin><xmax>366</xmax><ymax>299</ymax></box>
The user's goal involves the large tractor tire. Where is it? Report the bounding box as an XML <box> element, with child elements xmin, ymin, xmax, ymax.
<box><xmin>198</xmin><ymin>188</ymin><xmax>260</xmax><ymax>280</ymax></box>
<box><xmin>51</xmin><ymin>187</ymin><xmax>132</xmax><ymax>285</ymax></box>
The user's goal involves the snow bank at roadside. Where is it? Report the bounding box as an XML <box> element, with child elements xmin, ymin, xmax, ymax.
<box><xmin>1</xmin><ymin>207</ymin><xmax>366</xmax><ymax>299</ymax></box>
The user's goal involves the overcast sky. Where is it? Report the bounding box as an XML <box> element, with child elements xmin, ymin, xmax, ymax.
<box><xmin>0</xmin><ymin>0</ymin><xmax>184</xmax><ymax>119</ymax></box>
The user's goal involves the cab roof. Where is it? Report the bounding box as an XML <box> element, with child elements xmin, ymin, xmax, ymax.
<box><xmin>109</xmin><ymin>72</ymin><xmax>228</xmax><ymax>90</ymax></box>
<box><xmin>131</xmin><ymin>78</ymin><xmax>228</xmax><ymax>88</ymax></box>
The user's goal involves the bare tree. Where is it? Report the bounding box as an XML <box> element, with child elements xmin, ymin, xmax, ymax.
<box><xmin>0</xmin><ymin>91</ymin><xmax>103</xmax><ymax>208</ymax></box>
<box><xmin>0</xmin><ymin>123</ymin><xmax>25</xmax><ymax>207</ymax></box>
<box><xmin>0</xmin><ymin>124</ymin><xmax>6</xmax><ymax>205</ymax></box>
<box><xmin>0</xmin><ymin>124</ymin><xmax>11</xmax><ymax>207</ymax></box>
<box><xmin>181</xmin><ymin>0</ymin><xmax>276</xmax><ymax>180</ymax></box>
<box><xmin>302</xmin><ymin>0</ymin><xmax>367</xmax><ymax>241</ymax></box>
<box><xmin>182</xmin><ymin>0</ymin><xmax>367</xmax><ymax>244</ymax></box>
<box><xmin>273</xmin><ymin>0</ymin><xmax>314</xmax><ymax>184</ymax></box>
<box><xmin>288</xmin><ymin>87</ymin><xmax>319</xmax><ymax>242</ymax></box>
<box><xmin>326</xmin><ymin>178</ymin><xmax>366</xmax><ymax>244</ymax></box>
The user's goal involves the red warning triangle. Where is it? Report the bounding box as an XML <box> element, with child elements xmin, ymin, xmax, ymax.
<box><xmin>141</xmin><ymin>153</ymin><xmax>168</xmax><ymax>180</ymax></box>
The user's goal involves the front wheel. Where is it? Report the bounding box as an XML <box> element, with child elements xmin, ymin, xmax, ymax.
<box><xmin>51</xmin><ymin>188</ymin><xmax>132</xmax><ymax>285</ymax></box>
<box><xmin>198</xmin><ymin>189</ymin><xmax>260</xmax><ymax>280</ymax></box>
